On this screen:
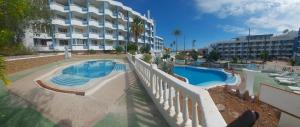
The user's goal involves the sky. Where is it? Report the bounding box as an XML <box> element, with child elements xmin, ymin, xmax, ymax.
<box><xmin>117</xmin><ymin>0</ymin><xmax>300</xmax><ymax>50</ymax></box>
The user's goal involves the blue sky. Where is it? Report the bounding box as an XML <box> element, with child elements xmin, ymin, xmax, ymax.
<box><xmin>117</xmin><ymin>0</ymin><xmax>300</xmax><ymax>50</ymax></box>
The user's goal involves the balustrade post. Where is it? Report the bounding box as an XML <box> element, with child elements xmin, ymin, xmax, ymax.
<box><xmin>175</xmin><ymin>88</ymin><xmax>183</xmax><ymax>123</ymax></box>
<box><xmin>159</xmin><ymin>78</ymin><xmax>163</xmax><ymax>103</ymax></box>
<box><xmin>168</xmin><ymin>86</ymin><xmax>175</xmax><ymax>116</ymax></box>
<box><xmin>183</xmin><ymin>94</ymin><xmax>192</xmax><ymax>126</ymax></box>
<box><xmin>192</xmin><ymin>99</ymin><xmax>199</xmax><ymax>127</ymax></box>
<box><xmin>155</xmin><ymin>76</ymin><xmax>160</xmax><ymax>98</ymax></box>
<box><xmin>163</xmin><ymin>81</ymin><xmax>169</xmax><ymax>109</ymax></box>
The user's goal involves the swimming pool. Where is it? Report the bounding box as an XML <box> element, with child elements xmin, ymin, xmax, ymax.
<box><xmin>51</xmin><ymin>60</ymin><xmax>125</xmax><ymax>86</ymax></box>
<box><xmin>172</xmin><ymin>66</ymin><xmax>237</xmax><ymax>87</ymax></box>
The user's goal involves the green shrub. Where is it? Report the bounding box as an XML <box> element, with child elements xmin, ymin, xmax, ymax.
<box><xmin>140</xmin><ymin>44</ymin><xmax>151</xmax><ymax>53</ymax></box>
<box><xmin>190</xmin><ymin>50</ymin><xmax>198</xmax><ymax>61</ymax></box>
<box><xmin>143</xmin><ymin>53</ymin><xmax>152</xmax><ymax>63</ymax></box>
<box><xmin>290</xmin><ymin>59</ymin><xmax>296</xmax><ymax>66</ymax></box>
<box><xmin>175</xmin><ymin>52</ymin><xmax>186</xmax><ymax>60</ymax></box>
<box><xmin>162</xmin><ymin>54</ymin><xmax>170</xmax><ymax>59</ymax></box>
<box><xmin>87</xmin><ymin>49</ymin><xmax>96</xmax><ymax>54</ymax></box>
<box><xmin>0</xmin><ymin>43</ymin><xmax>35</xmax><ymax>56</ymax></box>
<box><xmin>154</xmin><ymin>56</ymin><xmax>162</xmax><ymax>65</ymax></box>
<box><xmin>162</xmin><ymin>61</ymin><xmax>173</xmax><ymax>74</ymax></box>
<box><xmin>127</xmin><ymin>43</ymin><xmax>138</xmax><ymax>54</ymax></box>
<box><xmin>0</xmin><ymin>56</ymin><xmax>10</xmax><ymax>85</ymax></box>
<box><xmin>115</xmin><ymin>46</ymin><xmax>124</xmax><ymax>54</ymax></box>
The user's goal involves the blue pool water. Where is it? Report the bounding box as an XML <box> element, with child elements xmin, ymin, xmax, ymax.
<box><xmin>172</xmin><ymin>66</ymin><xmax>236</xmax><ymax>86</ymax></box>
<box><xmin>51</xmin><ymin>60</ymin><xmax>125</xmax><ymax>86</ymax></box>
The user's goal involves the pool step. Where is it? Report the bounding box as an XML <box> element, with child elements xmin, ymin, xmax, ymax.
<box><xmin>51</xmin><ymin>74</ymin><xmax>90</xmax><ymax>86</ymax></box>
<box><xmin>113</xmin><ymin>64</ymin><xmax>126</xmax><ymax>71</ymax></box>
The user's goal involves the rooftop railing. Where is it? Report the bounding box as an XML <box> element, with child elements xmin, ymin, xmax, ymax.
<box><xmin>127</xmin><ymin>54</ymin><xmax>227</xmax><ymax>127</ymax></box>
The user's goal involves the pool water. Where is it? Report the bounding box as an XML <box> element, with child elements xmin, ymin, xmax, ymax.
<box><xmin>51</xmin><ymin>60</ymin><xmax>125</xmax><ymax>86</ymax></box>
<box><xmin>172</xmin><ymin>66</ymin><xmax>236</xmax><ymax>86</ymax></box>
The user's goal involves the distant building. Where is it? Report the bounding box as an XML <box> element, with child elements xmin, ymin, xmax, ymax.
<box><xmin>198</xmin><ymin>48</ymin><xmax>208</xmax><ymax>56</ymax></box>
<box><xmin>211</xmin><ymin>30</ymin><xmax>300</xmax><ymax>61</ymax></box>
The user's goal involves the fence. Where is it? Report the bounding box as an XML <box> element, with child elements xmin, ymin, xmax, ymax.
<box><xmin>127</xmin><ymin>53</ymin><xmax>226</xmax><ymax>127</ymax></box>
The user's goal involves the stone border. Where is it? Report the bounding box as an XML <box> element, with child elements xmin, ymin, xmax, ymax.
<box><xmin>36</xmin><ymin>80</ymin><xmax>85</xmax><ymax>96</ymax></box>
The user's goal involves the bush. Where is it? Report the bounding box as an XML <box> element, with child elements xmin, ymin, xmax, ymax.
<box><xmin>190</xmin><ymin>50</ymin><xmax>198</xmax><ymax>61</ymax></box>
<box><xmin>127</xmin><ymin>43</ymin><xmax>138</xmax><ymax>54</ymax></box>
<box><xmin>162</xmin><ymin>54</ymin><xmax>170</xmax><ymax>59</ymax></box>
<box><xmin>0</xmin><ymin>43</ymin><xmax>35</xmax><ymax>56</ymax></box>
<box><xmin>175</xmin><ymin>52</ymin><xmax>186</xmax><ymax>60</ymax></box>
<box><xmin>115</xmin><ymin>46</ymin><xmax>124</xmax><ymax>54</ymax></box>
<box><xmin>87</xmin><ymin>49</ymin><xmax>96</xmax><ymax>54</ymax></box>
<box><xmin>154</xmin><ymin>56</ymin><xmax>162</xmax><ymax>65</ymax></box>
<box><xmin>140</xmin><ymin>44</ymin><xmax>151</xmax><ymax>54</ymax></box>
<box><xmin>290</xmin><ymin>59</ymin><xmax>296</xmax><ymax>66</ymax></box>
<box><xmin>143</xmin><ymin>53</ymin><xmax>152</xmax><ymax>63</ymax></box>
<box><xmin>162</xmin><ymin>61</ymin><xmax>173</xmax><ymax>74</ymax></box>
<box><xmin>0</xmin><ymin>56</ymin><xmax>10</xmax><ymax>85</ymax></box>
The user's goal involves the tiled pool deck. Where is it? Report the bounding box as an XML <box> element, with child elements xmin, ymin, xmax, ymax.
<box><xmin>0</xmin><ymin>57</ymin><xmax>168</xmax><ymax>127</ymax></box>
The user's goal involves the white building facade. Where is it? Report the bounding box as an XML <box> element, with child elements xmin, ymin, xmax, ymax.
<box><xmin>25</xmin><ymin>0</ymin><xmax>164</xmax><ymax>52</ymax></box>
<box><xmin>213</xmin><ymin>30</ymin><xmax>300</xmax><ymax>61</ymax></box>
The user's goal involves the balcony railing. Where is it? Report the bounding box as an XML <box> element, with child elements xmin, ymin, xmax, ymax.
<box><xmin>127</xmin><ymin>54</ymin><xmax>227</xmax><ymax>127</ymax></box>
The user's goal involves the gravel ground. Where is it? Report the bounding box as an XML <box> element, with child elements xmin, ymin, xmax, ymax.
<box><xmin>208</xmin><ymin>86</ymin><xmax>281</xmax><ymax>127</ymax></box>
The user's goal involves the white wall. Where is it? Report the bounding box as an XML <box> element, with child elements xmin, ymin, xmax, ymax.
<box><xmin>259</xmin><ymin>84</ymin><xmax>300</xmax><ymax>127</ymax></box>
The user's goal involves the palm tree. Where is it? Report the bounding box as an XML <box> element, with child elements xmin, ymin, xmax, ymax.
<box><xmin>172</xmin><ymin>41</ymin><xmax>176</xmax><ymax>52</ymax></box>
<box><xmin>192</xmin><ymin>40</ymin><xmax>196</xmax><ymax>50</ymax></box>
<box><xmin>0</xmin><ymin>56</ymin><xmax>10</xmax><ymax>86</ymax></box>
<box><xmin>172</xmin><ymin>29</ymin><xmax>181</xmax><ymax>53</ymax></box>
<box><xmin>130</xmin><ymin>17</ymin><xmax>145</xmax><ymax>46</ymax></box>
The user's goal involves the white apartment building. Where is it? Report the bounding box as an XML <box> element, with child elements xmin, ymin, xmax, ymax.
<box><xmin>24</xmin><ymin>0</ymin><xmax>164</xmax><ymax>53</ymax></box>
<box><xmin>213</xmin><ymin>30</ymin><xmax>300</xmax><ymax>60</ymax></box>
<box><xmin>153</xmin><ymin>36</ymin><xmax>164</xmax><ymax>54</ymax></box>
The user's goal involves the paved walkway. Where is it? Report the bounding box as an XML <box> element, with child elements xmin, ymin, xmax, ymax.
<box><xmin>7</xmin><ymin>59</ymin><xmax>168</xmax><ymax>127</ymax></box>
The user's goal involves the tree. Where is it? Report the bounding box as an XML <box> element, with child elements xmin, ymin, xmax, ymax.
<box><xmin>192</xmin><ymin>40</ymin><xmax>196</xmax><ymax>50</ymax></box>
<box><xmin>190</xmin><ymin>50</ymin><xmax>198</xmax><ymax>61</ymax></box>
<box><xmin>0</xmin><ymin>0</ymin><xmax>51</xmax><ymax>55</ymax></box>
<box><xmin>207</xmin><ymin>50</ymin><xmax>220</xmax><ymax>62</ymax></box>
<box><xmin>140</xmin><ymin>44</ymin><xmax>151</xmax><ymax>54</ymax></box>
<box><xmin>130</xmin><ymin>17</ymin><xmax>144</xmax><ymax>46</ymax></box>
<box><xmin>260</xmin><ymin>51</ymin><xmax>269</xmax><ymax>63</ymax></box>
<box><xmin>127</xmin><ymin>43</ymin><xmax>138</xmax><ymax>54</ymax></box>
<box><xmin>115</xmin><ymin>46</ymin><xmax>124</xmax><ymax>54</ymax></box>
<box><xmin>0</xmin><ymin>56</ymin><xmax>10</xmax><ymax>86</ymax></box>
<box><xmin>172</xmin><ymin>29</ymin><xmax>181</xmax><ymax>53</ymax></box>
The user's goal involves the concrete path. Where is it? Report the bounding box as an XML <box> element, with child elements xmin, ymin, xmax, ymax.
<box><xmin>7</xmin><ymin>59</ymin><xmax>168</xmax><ymax>127</ymax></box>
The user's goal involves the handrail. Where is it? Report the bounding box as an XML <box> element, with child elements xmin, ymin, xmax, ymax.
<box><xmin>127</xmin><ymin>53</ymin><xmax>227</xmax><ymax>127</ymax></box>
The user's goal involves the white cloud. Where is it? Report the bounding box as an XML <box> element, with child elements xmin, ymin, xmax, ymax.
<box><xmin>217</xmin><ymin>25</ymin><xmax>263</xmax><ymax>35</ymax></box>
<box><xmin>194</xmin><ymin>0</ymin><xmax>300</xmax><ymax>34</ymax></box>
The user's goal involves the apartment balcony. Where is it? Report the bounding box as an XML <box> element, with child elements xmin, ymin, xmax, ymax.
<box><xmin>104</xmin><ymin>45</ymin><xmax>113</xmax><ymax>50</ymax></box>
<box><xmin>89</xmin><ymin>45</ymin><xmax>104</xmax><ymax>50</ymax></box>
<box><xmin>104</xmin><ymin>9</ymin><xmax>115</xmax><ymax>18</ymax></box>
<box><xmin>105</xmin><ymin>21</ymin><xmax>113</xmax><ymax>28</ymax></box>
<box><xmin>54</xmin><ymin>33</ymin><xmax>71</xmax><ymax>39</ymax></box>
<box><xmin>118</xmin><ymin>25</ymin><xmax>126</xmax><ymax>31</ymax></box>
<box><xmin>89</xmin><ymin>20</ymin><xmax>100</xmax><ymax>27</ymax></box>
<box><xmin>118</xmin><ymin>35</ymin><xmax>125</xmax><ymax>41</ymax></box>
<box><xmin>52</xmin><ymin>18</ymin><xmax>69</xmax><ymax>26</ymax></box>
<box><xmin>50</xmin><ymin>2</ymin><xmax>68</xmax><ymax>12</ymax></box>
<box><xmin>72</xmin><ymin>33</ymin><xmax>87</xmax><ymax>39</ymax></box>
<box><xmin>105</xmin><ymin>34</ymin><xmax>115</xmax><ymax>40</ymax></box>
<box><xmin>71</xmin><ymin>19</ymin><xmax>87</xmax><ymax>26</ymax></box>
<box><xmin>89</xmin><ymin>33</ymin><xmax>100</xmax><ymax>39</ymax></box>
<box><xmin>88</xmin><ymin>5</ymin><xmax>99</xmax><ymax>14</ymax></box>
<box><xmin>70</xmin><ymin>4</ymin><xmax>87</xmax><ymax>13</ymax></box>
<box><xmin>72</xmin><ymin>45</ymin><xmax>88</xmax><ymax>50</ymax></box>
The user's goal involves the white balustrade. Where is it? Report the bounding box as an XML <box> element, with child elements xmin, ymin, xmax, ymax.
<box><xmin>126</xmin><ymin>53</ymin><xmax>227</xmax><ymax>127</ymax></box>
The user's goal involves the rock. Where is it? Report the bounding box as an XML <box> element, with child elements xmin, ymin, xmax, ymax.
<box><xmin>231</xmin><ymin>111</ymin><xmax>240</xmax><ymax>118</ymax></box>
<box><xmin>217</xmin><ymin>104</ymin><xmax>226</xmax><ymax>112</ymax></box>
